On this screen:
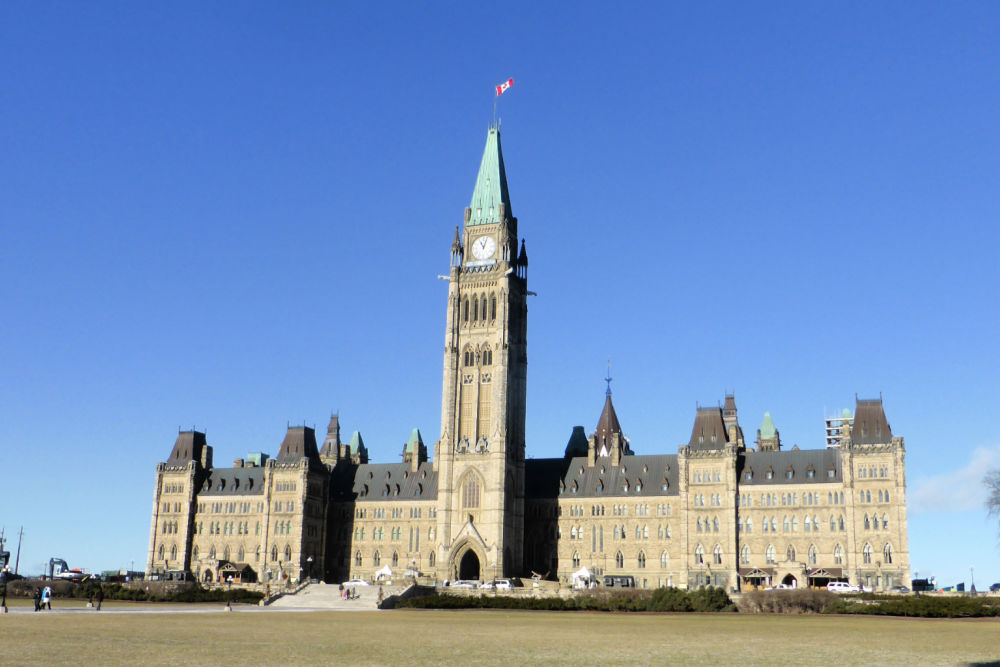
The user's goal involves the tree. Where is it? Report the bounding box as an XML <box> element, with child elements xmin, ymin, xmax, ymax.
<box><xmin>986</xmin><ymin>468</ymin><xmax>1000</xmax><ymax>540</ymax></box>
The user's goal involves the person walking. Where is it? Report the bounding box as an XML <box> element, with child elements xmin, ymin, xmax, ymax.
<box><xmin>41</xmin><ymin>586</ymin><xmax>53</xmax><ymax>610</ymax></box>
<box><xmin>95</xmin><ymin>586</ymin><xmax>104</xmax><ymax>611</ymax></box>
<box><xmin>33</xmin><ymin>588</ymin><xmax>41</xmax><ymax>612</ymax></box>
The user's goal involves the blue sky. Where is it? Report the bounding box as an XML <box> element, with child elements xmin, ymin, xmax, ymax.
<box><xmin>2</xmin><ymin>1</ymin><xmax>998</xmax><ymax>588</ymax></box>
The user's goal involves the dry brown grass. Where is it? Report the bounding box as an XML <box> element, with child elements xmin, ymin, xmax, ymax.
<box><xmin>0</xmin><ymin>605</ymin><xmax>997</xmax><ymax>666</ymax></box>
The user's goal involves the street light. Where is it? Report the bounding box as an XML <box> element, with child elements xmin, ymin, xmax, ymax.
<box><xmin>307</xmin><ymin>556</ymin><xmax>313</xmax><ymax>582</ymax></box>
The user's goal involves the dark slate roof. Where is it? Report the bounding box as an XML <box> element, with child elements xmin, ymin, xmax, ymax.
<box><xmin>563</xmin><ymin>426</ymin><xmax>589</xmax><ymax>458</ymax></box>
<box><xmin>688</xmin><ymin>407</ymin><xmax>729</xmax><ymax>450</ymax></box>
<box><xmin>198</xmin><ymin>467</ymin><xmax>267</xmax><ymax>496</ymax></box>
<box><xmin>594</xmin><ymin>394</ymin><xmax>623</xmax><ymax>447</ymax></box>
<box><xmin>526</xmin><ymin>455</ymin><xmax>679</xmax><ymax>500</ymax></box>
<box><xmin>166</xmin><ymin>430</ymin><xmax>206</xmax><ymax>464</ymax></box>
<box><xmin>277</xmin><ymin>426</ymin><xmax>321</xmax><ymax>462</ymax></box>
<box><xmin>740</xmin><ymin>449</ymin><xmax>842</xmax><ymax>485</ymax></box>
<box><xmin>329</xmin><ymin>461</ymin><xmax>438</xmax><ymax>502</ymax></box>
<box><xmin>852</xmin><ymin>398</ymin><xmax>893</xmax><ymax>445</ymax></box>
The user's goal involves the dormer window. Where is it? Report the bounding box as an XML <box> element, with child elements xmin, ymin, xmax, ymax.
<box><xmin>785</xmin><ymin>468</ymin><xmax>794</xmax><ymax>480</ymax></box>
<box><xmin>744</xmin><ymin>470</ymin><xmax>753</xmax><ymax>481</ymax></box>
<box><xmin>571</xmin><ymin>481</ymin><xmax>578</xmax><ymax>494</ymax></box>
<box><xmin>765</xmin><ymin>469</ymin><xmax>774</xmax><ymax>480</ymax></box>
<box><xmin>661</xmin><ymin>479</ymin><xmax>669</xmax><ymax>491</ymax></box>
<box><xmin>827</xmin><ymin>468</ymin><xmax>836</xmax><ymax>479</ymax></box>
<box><xmin>806</xmin><ymin>467</ymin><xmax>815</xmax><ymax>479</ymax></box>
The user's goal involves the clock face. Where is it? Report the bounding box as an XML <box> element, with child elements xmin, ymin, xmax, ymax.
<box><xmin>472</xmin><ymin>235</ymin><xmax>496</xmax><ymax>260</ymax></box>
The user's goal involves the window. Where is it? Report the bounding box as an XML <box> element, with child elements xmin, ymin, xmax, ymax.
<box><xmin>786</xmin><ymin>545</ymin><xmax>796</xmax><ymax>561</ymax></box>
<box><xmin>638</xmin><ymin>551</ymin><xmax>646</xmax><ymax>568</ymax></box>
<box><xmin>808</xmin><ymin>544</ymin><xmax>817</xmax><ymax>565</ymax></box>
<box><xmin>284</xmin><ymin>545</ymin><xmax>292</xmax><ymax>561</ymax></box>
<box><xmin>746</xmin><ymin>517</ymin><xmax>752</xmax><ymax>533</ymax></box>
<box><xmin>392</xmin><ymin>552</ymin><xmax>399</xmax><ymax>567</ymax></box>
<box><xmin>833</xmin><ymin>544</ymin><xmax>843</xmax><ymax>565</ymax></box>
<box><xmin>713</xmin><ymin>545</ymin><xmax>722</xmax><ymax>565</ymax></box>
<box><xmin>373</xmin><ymin>551</ymin><xmax>381</xmax><ymax>567</ymax></box>
<box><xmin>862</xmin><ymin>543</ymin><xmax>872</xmax><ymax>564</ymax></box>
<box><xmin>270</xmin><ymin>545</ymin><xmax>277</xmax><ymax>561</ymax></box>
<box><xmin>572</xmin><ymin>552</ymin><xmax>580</xmax><ymax>568</ymax></box>
<box><xmin>864</xmin><ymin>514</ymin><xmax>871</xmax><ymax>530</ymax></box>
<box><xmin>792</xmin><ymin>517</ymin><xmax>798</xmax><ymax>532</ymax></box>
<box><xmin>804</xmin><ymin>516</ymin><xmax>812</xmax><ymax>532</ymax></box>
<box><xmin>882</xmin><ymin>513</ymin><xmax>889</xmax><ymax>530</ymax></box>
<box><xmin>712</xmin><ymin>517</ymin><xmax>719</xmax><ymax>533</ymax></box>
<box><xmin>740</xmin><ymin>544</ymin><xmax>749</xmax><ymax>564</ymax></box>
<box><xmin>429</xmin><ymin>552</ymin><xmax>436</xmax><ymax>567</ymax></box>
<box><xmin>615</xmin><ymin>551</ymin><xmax>624</xmax><ymax>568</ymax></box>
<box><xmin>765</xmin><ymin>544</ymin><xmax>776</xmax><ymax>564</ymax></box>
<box><xmin>461</xmin><ymin>474</ymin><xmax>481</xmax><ymax>509</ymax></box>
<box><xmin>783</xmin><ymin>517</ymin><xmax>790</xmax><ymax>532</ymax></box>
<box><xmin>883</xmin><ymin>543</ymin><xmax>893</xmax><ymax>564</ymax></box>
<box><xmin>694</xmin><ymin>544</ymin><xmax>704</xmax><ymax>565</ymax></box>
<box><xmin>661</xmin><ymin>551</ymin><xmax>669</xmax><ymax>568</ymax></box>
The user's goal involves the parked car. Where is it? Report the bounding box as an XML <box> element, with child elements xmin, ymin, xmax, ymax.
<box><xmin>492</xmin><ymin>579</ymin><xmax>512</xmax><ymax>591</ymax></box>
<box><xmin>450</xmin><ymin>580</ymin><xmax>478</xmax><ymax>589</ymax></box>
<box><xmin>889</xmin><ymin>585</ymin><xmax>910</xmax><ymax>594</ymax></box>
<box><xmin>342</xmin><ymin>579</ymin><xmax>371</xmax><ymax>587</ymax></box>
<box><xmin>827</xmin><ymin>581</ymin><xmax>861</xmax><ymax>594</ymax></box>
<box><xmin>766</xmin><ymin>583</ymin><xmax>795</xmax><ymax>591</ymax></box>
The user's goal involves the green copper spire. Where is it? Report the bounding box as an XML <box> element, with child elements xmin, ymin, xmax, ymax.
<box><xmin>405</xmin><ymin>428</ymin><xmax>423</xmax><ymax>452</ymax></box>
<box><xmin>349</xmin><ymin>430</ymin><xmax>366</xmax><ymax>455</ymax></box>
<box><xmin>760</xmin><ymin>412</ymin><xmax>777</xmax><ymax>440</ymax></box>
<box><xmin>468</xmin><ymin>127</ymin><xmax>511</xmax><ymax>226</ymax></box>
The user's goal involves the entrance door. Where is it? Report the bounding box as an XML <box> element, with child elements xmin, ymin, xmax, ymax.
<box><xmin>782</xmin><ymin>574</ymin><xmax>798</xmax><ymax>588</ymax></box>
<box><xmin>459</xmin><ymin>550</ymin><xmax>480</xmax><ymax>580</ymax></box>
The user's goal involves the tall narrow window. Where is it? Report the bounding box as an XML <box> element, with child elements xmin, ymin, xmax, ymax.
<box><xmin>740</xmin><ymin>544</ymin><xmax>749</xmax><ymax>564</ymax></box>
<box><xmin>638</xmin><ymin>551</ymin><xmax>646</xmax><ymax>568</ymax></box>
<box><xmin>833</xmin><ymin>544</ymin><xmax>843</xmax><ymax>564</ymax></box>
<box><xmin>713</xmin><ymin>545</ymin><xmax>722</xmax><ymax>565</ymax></box>
<box><xmin>883</xmin><ymin>544</ymin><xmax>893</xmax><ymax>564</ymax></box>
<box><xmin>808</xmin><ymin>544</ymin><xmax>817</xmax><ymax>565</ymax></box>
<box><xmin>694</xmin><ymin>544</ymin><xmax>704</xmax><ymax>564</ymax></box>
<box><xmin>765</xmin><ymin>544</ymin><xmax>776</xmax><ymax>564</ymax></box>
<box><xmin>615</xmin><ymin>551</ymin><xmax>624</xmax><ymax>568</ymax></box>
<box><xmin>472</xmin><ymin>296</ymin><xmax>478</xmax><ymax>321</ymax></box>
<box><xmin>462</xmin><ymin>298</ymin><xmax>469</xmax><ymax>322</ymax></box>
<box><xmin>786</xmin><ymin>545</ymin><xmax>796</xmax><ymax>561</ymax></box>
<box><xmin>862</xmin><ymin>543</ymin><xmax>872</xmax><ymax>564</ymax></box>
<box><xmin>661</xmin><ymin>551</ymin><xmax>669</xmax><ymax>568</ymax></box>
<box><xmin>490</xmin><ymin>295</ymin><xmax>497</xmax><ymax>320</ymax></box>
<box><xmin>461</xmin><ymin>474</ymin><xmax>481</xmax><ymax>509</ymax></box>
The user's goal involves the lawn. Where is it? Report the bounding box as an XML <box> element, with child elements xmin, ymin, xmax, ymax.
<box><xmin>0</xmin><ymin>606</ymin><xmax>997</xmax><ymax>666</ymax></box>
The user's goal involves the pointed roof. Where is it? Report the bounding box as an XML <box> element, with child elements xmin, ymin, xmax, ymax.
<box><xmin>688</xmin><ymin>407</ymin><xmax>728</xmax><ymax>449</ymax></box>
<box><xmin>852</xmin><ymin>398</ymin><xmax>892</xmax><ymax>444</ymax></box>
<box><xmin>468</xmin><ymin>127</ymin><xmax>511</xmax><ymax>226</ymax></box>
<box><xmin>760</xmin><ymin>412</ymin><xmax>777</xmax><ymax>440</ymax></box>
<box><xmin>564</xmin><ymin>426</ymin><xmax>589</xmax><ymax>458</ymax></box>
<box><xmin>594</xmin><ymin>393</ymin><xmax>623</xmax><ymax>445</ymax></box>
<box><xmin>405</xmin><ymin>428</ymin><xmax>423</xmax><ymax>452</ymax></box>
<box><xmin>349</xmin><ymin>430</ymin><xmax>367</xmax><ymax>455</ymax></box>
<box><xmin>167</xmin><ymin>430</ymin><xmax>206</xmax><ymax>464</ymax></box>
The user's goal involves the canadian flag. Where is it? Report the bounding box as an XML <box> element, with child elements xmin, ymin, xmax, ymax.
<box><xmin>496</xmin><ymin>78</ymin><xmax>514</xmax><ymax>96</ymax></box>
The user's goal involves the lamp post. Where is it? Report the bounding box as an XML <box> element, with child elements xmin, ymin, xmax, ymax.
<box><xmin>970</xmin><ymin>565</ymin><xmax>975</xmax><ymax>595</ymax></box>
<box><xmin>307</xmin><ymin>556</ymin><xmax>313</xmax><ymax>583</ymax></box>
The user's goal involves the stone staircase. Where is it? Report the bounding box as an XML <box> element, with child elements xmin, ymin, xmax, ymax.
<box><xmin>267</xmin><ymin>582</ymin><xmax>391</xmax><ymax>610</ymax></box>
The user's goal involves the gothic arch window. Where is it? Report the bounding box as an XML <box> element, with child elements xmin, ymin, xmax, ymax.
<box><xmin>238</xmin><ymin>546</ymin><xmax>245</xmax><ymax>562</ymax></box>
<box><xmin>808</xmin><ymin>544</ymin><xmax>818</xmax><ymax>565</ymax></box>
<box><xmin>482</xmin><ymin>348</ymin><xmax>492</xmax><ymax>366</ymax></box>
<box><xmin>804</xmin><ymin>516</ymin><xmax>812</xmax><ymax>532</ymax></box>
<box><xmin>661</xmin><ymin>551</ymin><xmax>669</xmax><ymax>568</ymax></box>
<box><xmin>355</xmin><ymin>551</ymin><xmax>362</xmax><ymax>566</ymax></box>
<box><xmin>694</xmin><ymin>544</ymin><xmax>704</xmax><ymax>564</ymax></box>
<box><xmin>696</xmin><ymin>517</ymin><xmax>703</xmax><ymax>533</ymax></box>
<box><xmin>271</xmin><ymin>545</ymin><xmax>277</xmax><ymax>561</ymax></box>
<box><xmin>463</xmin><ymin>348</ymin><xmax>474</xmax><ymax>367</ymax></box>
<box><xmin>783</xmin><ymin>517</ymin><xmax>790</xmax><ymax>532</ymax></box>
<box><xmin>472</xmin><ymin>295</ymin><xmax>479</xmax><ymax>321</ymax></box>
<box><xmin>884</xmin><ymin>490</ymin><xmax>890</xmax><ymax>503</ymax></box>
<box><xmin>490</xmin><ymin>294</ymin><xmax>497</xmax><ymax>320</ymax></box>
<box><xmin>158</xmin><ymin>544</ymin><xmax>165</xmax><ymax>560</ymax></box>
<box><xmin>614</xmin><ymin>525</ymin><xmax>621</xmax><ymax>540</ymax></box>
<box><xmin>712</xmin><ymin>517</ymin><xmax>719</xmax><ymax>532</ymax></box>
<box><xmin>711</xmin><ymin>544</ymin><xmax>721</xmax><ymax>565</ymax></box>
<box><xmin>223</xmin><ymin>546</ymin><xmax>231</xmax><ymax>561</ymax></box>
<box><xmin>792</xmin><ymin>517</ymin><xmax>798</xmax><ymax>532</ymax></box>
<box><xmin>462</xmin><ymin>297</ymin><xmax>469</xmax><ymax>322</ymax></box>
<box><xmin>864</xmin><ymin>514</ymin><xmax>871</xmax><ymax>530</ymax></box>
<box><xmin>746</xmin><ymin>517</ymin><xmax>753</xmax><ymax>533</ymax></box>
<box><xmin>786</xmin><ymin>544</ymin><xmax>796</xmax><ymax>562</ymax></box>
<box><xmin>765</xmin><ymin>544</ymin><xmax>776</xmax><ymax>564</ymax></box>
<box><xmin>572</xmin><ymin>551</ymin><xmax>580</xmax><ymax>568</ymax></box>
<box><xmin>460</xmin><ymin>472</ymin><xmax>482</xmax><ymax>509</ymax></box>
<box><xmin>373</xmin><ymin>551</ymin><xmax>381</xmax><ymax>567</ymax></box>
<box><xmin>429</xmin><ymin>551</ymin><xmax>436</xmax><ymax>567</ymax></box>
<box><xmin>284</xmin><ymin>545</ymin><xmax>292</xmax><ymax>561</ymax></box>
<box><xmin>740</xmin><ymin>544</ymin><xmax>749</xmax><ymax>564</ymax></box>
<box><xmin>833</xmin><ymin>544</ymin><xmax>844</xmax><ymax>564</ymax></box>
<box><xmin>392</xmin><ymin>551</ymin><xmax>399</xmax><ymax>567</ymax></box>
<box><xmin>637</xmin><ymin>551</ymin><xmax>646</xmax><ymax>568</ymax></box>
<box><xmin>838</xmin><ymin>515</ymin><xmax>845</xmax><ymax>531</ymax></box>
<box><xmin>883</xmin><ymin>543</ymin><xmax>893</xmax><ymax>564</ymax></box>
<box><xmin>615</xmin><ymin>551</ymin><xmax>624</xmax><ymax>568</ymax></box>
<box><xmin>862</xmin><ymin>543</ymin><xmax>873</xmax><ymax>564</ymax></box>
<box><xmin>255</xmin><ymin>545</ymin><xmax>261</xmax><ymax>562</ymax></box>
<box><xmin>193</xmin><ymin>545</ymin><xmax>199</xmax><ymax>560</ymax></box>
<box><xmin>882</xmin><ymin>513</ymin><xmax>889</xmax><ymax>530</ymax></box>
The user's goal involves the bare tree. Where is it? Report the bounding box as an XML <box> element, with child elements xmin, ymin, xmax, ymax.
<box><xmin>987</xmin><ymin>469</ymin><xmax>1000</xmax><ymax>539</ymax></box>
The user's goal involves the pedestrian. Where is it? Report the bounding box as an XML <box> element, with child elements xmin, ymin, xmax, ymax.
<box><xmin>33</xmin><ymin>588</ymin><xmax>41</xmax><ymax>612</ymax></box>
<box><xmin>41</xmin><ymin>586</ymin><xmax>53</xmax><ymax>610</ymax></box>
<box><xmin>95</xmin><ymin>586</ymin><xmax>104</xmax><ymax>611</ymax></box>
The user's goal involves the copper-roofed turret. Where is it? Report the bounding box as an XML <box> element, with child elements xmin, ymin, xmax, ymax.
<box><xmin>468</xmin><ymin>126</ymin><xmax>512</xmax><ymax>227</ymax></box>
<box><xmin>587</xmin><ymin>377</ymin><xmax>632</xmax><ymax>466</ymax></box>
<box><xmin>852</xmin><ymin>397</ymin><xmax>893</xmax><ymax>445</ymax></box>
<box><xmin>757</xmin><ymin>412</ymin><xmax>781</xmax><ymax>452</ymax></box>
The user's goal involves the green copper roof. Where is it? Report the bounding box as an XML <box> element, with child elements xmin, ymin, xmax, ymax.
<box><xmin>842</xmin><ymin>408</ymin><xmax>852</xmax><ymax>418</ymax></box>
<box><xmin>468</xmin><ymin>127</ymin><xmax>511</xmax><ymax>226</ymax></box>
<box><xmin>760</xmin><ymin>412</ymin><xmax>777</xmax><ymax>439</ymax></box>
<box><xmin>349</xmin><ymin>430</ymin><xmax>366</xmax><ymax>454</ymax></box>
<box><xmin>405</xmin><ymin>428</ymin><xmax>423</xmax><ymax>452</ymax></box>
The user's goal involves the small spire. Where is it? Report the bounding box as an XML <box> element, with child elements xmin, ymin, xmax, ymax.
<box><xmin>604</xmin><ymin>360</ymin><xmax>613</xmax><ymax>397</ymax></box>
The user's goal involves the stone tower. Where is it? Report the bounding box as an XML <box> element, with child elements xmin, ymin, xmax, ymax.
<box><xmin>435</xmin><ymin>126</ymin><xmax>528</xmax><ymax>580</ymax></box>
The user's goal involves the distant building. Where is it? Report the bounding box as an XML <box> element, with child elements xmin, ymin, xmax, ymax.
<box><xmin>147</xmin><ymin>128</ymin><xmax>909</xmax><ymax>592</ymax></box>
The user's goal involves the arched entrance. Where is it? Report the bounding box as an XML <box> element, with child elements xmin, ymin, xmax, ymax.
<box><xmin>781</xmin><ymin>574</ymin><xmax>798</xmax><ymax>588</ymax></box>
<box><xmin>459</xmin><ymin>550</ymin><xmax>480</xmax><ymax>580</ymax></box>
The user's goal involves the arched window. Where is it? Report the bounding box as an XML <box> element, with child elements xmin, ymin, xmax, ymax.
<box><xmin>570</xmin><ymin>526</ymin><xmax>578</xmax><ymax>540</ymax></box>
<box><xmin>255</xmin><ymin>545</ymin><xmax>261</xmax><ymax>562</ymax></box>
<box><xmin>885</xmin><ymin>490</ymin><xmax>890</xmax><ymax>503</ymax></box>
<box><xmin>642</xmin><ymin>525</ymin><xmax>649</xmax><ymax>539</ymax></box>
<box><xmin>740</xmin><ymin>544</ymin><xmax>749</xmax><ymax>564</ymax></box>
<box><xmin>158</xmin><ymin>544</ymin><xmax>165</xmax><ymax>560</ymax></box>
<box><xmin>713</xmin><ymin>544</ymin><xmax>723</xmax><ymax>565</ymax></box>
<box><xmin>392</xmin><ymin>551</ymin><xmax>399</xmax><ymax>567</ymax></box>
<box><xmin>355</xmin><ymin>551</ymin><xmax>362</xmax><ymax>566</ymax></box>
<box><xmin>462</xmin><ymin>297</ymin><xmax>469</xmax><ymax>322</ymax></box>
<box><xmin>866</xmin><ymin>490</ymin><xmax>872</xmax><ymax>503</ymax></box>
<box><xmin>771</xmin><ymin>517</ymin><xmax>777</xmax><ymax>532</ymax></box>
<box><xmin>637</xmin><ymin>551</ymin><xmax>646</xmax><ymax>568</ymax></box>
<box><xmin>223</xmin><ymin>546</ymin><xmax>231</xmax><ymax>561</ymax></box>
<box><xmin>746</xmin><ymin>517</ymin><xmax>753</xmax><ymax>533</ymax></box>
<box><xmin>472</xmin><ymin>296</ymin><xmax>478</xmax><ymax>321</ymax></box>
<box><xmin>461</xmin><ymin>474</ymin><xmax>481</xmax><ymax>509</ymax></box>
<box><xmin>694</xmin><ymin>544</ymin><xmax>704</xmax><ymax>564</ymax></box>
<box><xmin>661</xmin><ymin>551</ymin><xmax>669</xmax><ymax>568</ymax></box>
<box><xmin>490</xmin><ymin>294</ymin><xmax>497</xmax><ymax>320</ymax></box>
<box><xmin>860</xmin><ymin>490</ymin><xmax>865</xmax><ymax>503</ymax></box>
<box><xmin>878</xmin><ymin>489</ymin><xmax>884</xmax><ymax>502</ymax></box>
<box><xmin>237</xmin><ymin>546</ymin><xmax>245</xmax><ymax>561</ymax></box>
<box><xmin>429</xmin><ymin>552</ymin><xmax>436</xmax><ymax>567</ymax></box>
<box><xmin>614</xmin><ymin>525</ymin><xmax>621</xmax><ymax>540</ymax></box>
<box><xmin>765</xmin><ymin>544</ymin><xmax>776</xmax><ymax>564</ymax></box>
<box><xmin>193</xmin><ymin>545</ymin><xmax>199</xmax><ymax>560</ymax></box>
<box><xmin>284</xmin><ymin>545</ymin><xmax>292</xmax><ymax>561</ymax></box>
<box><xmin>882</xmin><ymin>513</ymin><xmax>889</xmax><ymax>530</ymax></box>
<box><xmin>838</xmin><ymin>515</ymin><xmax>845</xmax><ymax>531</ymax></box>
<box><xmin>808</xmin><ymin>544</ymin><xmax>817</xmax><ymax>565</ymax></box>
<box><xmin>783</xmin><ymin>517</ymin><xmax>790</xmax><ymax>532</ymax></box>
<box><xmin>864</xmin><ymin>514</ymin><xmax>871</xmax><ymax>530</ymax></box>
<box><xmin>862</xmin><ymin>543</ymin><xmax>872</xmax><ymax>564</ymax></box>
<box><xmin>615</xmin><ymin>551</ymin><xmax>624</xmax><ymax>568</ymax></box>
<box><xmin>792</xmin><ymin>517</ymin><xmax>798</xmax><ymax>532</ymax></box>
<box><xmin>572</xmin><ymin>552</ymin><xmax>580</xmax><ymax>568</ymax></box>
<box><xmin>804</xmin><ymin>516</ymin><xmax>812</xmax><ymax>532</ymax></box>
<box><xmin>713</xmin><ymin>517</ymin><xmax>719</xmax><ymax>533</ymax></box>
<box><xmin>738</xmin><ymin>517</ymin><xmax>744</xmax><ymax>533</ymax></box>
<box><xmin>833</xmin><ymin>544</ymin><xmax>843</xmax><ymax>564</ymax></box>
<box><xmin>883</xmin><ymin>544</ymin><xmax>893</xmax><ymax>564</ymax></box>
<box><xmin>696</xmin><ymin>517</ymin><xmax>703</xmax><ymax>533</ymax></box>
<box><xmin>271</xmin><ymin>545</ymin><xmax>277</xmax><ymax>561</ymax></box>
<box><xmin>786</xmin><ymin>545</ymin><xmax>796</xmax><ymax>561</ymax></box>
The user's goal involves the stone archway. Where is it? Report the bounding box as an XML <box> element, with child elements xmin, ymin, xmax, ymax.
<box><xmin>459</xmin><ymin>550</ymin><xmax>480</xmax><ymax>580</ymax></box>
<box><xmin>782</xmin><ymin>573</ymin><xmax>798</xmax><ymax>588</ymax></box>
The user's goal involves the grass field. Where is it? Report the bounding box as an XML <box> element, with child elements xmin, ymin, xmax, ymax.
<box><xmin>1</xmin><ymin>603</ymin><xmax>998</xmax><ymax>666</ymax></box>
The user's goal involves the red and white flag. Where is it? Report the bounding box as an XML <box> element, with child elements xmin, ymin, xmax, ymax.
<box><xmin>496</xmin><ymin>78</ymin><xmax>514</xmax><ymax>96</ymax></box>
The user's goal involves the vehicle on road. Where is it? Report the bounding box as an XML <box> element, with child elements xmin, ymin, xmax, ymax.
<box><xmin>766</xmin><ymin>583</ymin><xmax>795</xmax><ymax>591</ymax></box>
<box><xmin>481</xmin><ymin>579</ymin><xmax>512</xmax><ymax>591</ymax></box>
<box><xmin>450</xmin><ymin>580</ymin><xmax>478</xmax><ymax>589</ymax></box>
<box><xmin>827</xmin><ymin>581</ymin><xmax>861</xmax><ymax>593</ymax></box>
<box><xmin>342</xmin><ymin>579</ymin><xmax>370</xmax><ymax>587</ymax></box>
<box><xmin>889</xmin><ymin>585</ymin><xmax>910</xmax><ymax>594</ymax></box>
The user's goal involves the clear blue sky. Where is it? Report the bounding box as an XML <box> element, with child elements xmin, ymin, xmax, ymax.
<box><xmin>2</xmin><ymin>1</ymin><xmax>998</xmax><ymax>588</ymax></box>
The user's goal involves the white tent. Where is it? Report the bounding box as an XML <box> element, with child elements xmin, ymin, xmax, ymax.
<box><xmin>571</xmin><ymin>567</ymin><xmax>592</xmax><ymax>589</ymax></box>
<box><xmin>374</xmin><ymin>565</ymin><xmax>393</xmax><ymax>581</ymax></box>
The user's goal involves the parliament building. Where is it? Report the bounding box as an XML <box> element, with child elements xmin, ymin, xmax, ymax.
<box><xmin>147</xmin><ymin>128</ymin><xmax>910</xmax><ymax>592</ymax></box>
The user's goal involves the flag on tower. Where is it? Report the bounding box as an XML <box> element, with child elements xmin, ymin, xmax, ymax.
<box><xmin>496</xmin><ymin>78</ymin><xmax>514</xmax><ymax>96</ymax></box>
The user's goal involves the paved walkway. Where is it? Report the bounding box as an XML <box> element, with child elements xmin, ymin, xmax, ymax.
<box><xmin>269</xmin><ymin>582</ymin><xmax>382</xmax><ymax>610</ymax></box>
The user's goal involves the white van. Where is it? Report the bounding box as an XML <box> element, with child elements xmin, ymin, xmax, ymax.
<box><xmin>826</xmin><ymin>581</ymin><xmax>860</xmax><ymax>593</ymax></box>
